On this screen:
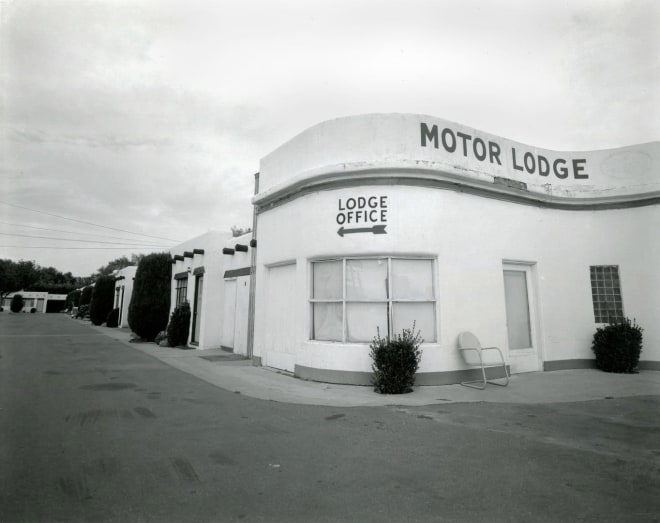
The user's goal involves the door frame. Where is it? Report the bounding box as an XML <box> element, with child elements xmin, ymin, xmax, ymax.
<box><xmin>502</xmin><ymin>260</ymin><xmax>543</xmax><ymax>373</ymax></box>
<box><xmin>191</xmin><ymin>274</ymin><xmax>204</xmax><ymax>345</ymax></box>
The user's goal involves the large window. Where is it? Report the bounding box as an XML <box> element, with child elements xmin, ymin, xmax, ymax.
<box><xmin>590</xmin><ymin>265</ymin><xmax>624</xmax><ymax>323</ymax></box>
<box><xmin>311</xmin><ymin>257</ymin><xmax>436</xmax><ymax>343</ymax></box>
<box><xmin>175</xmin><ymin>277</ymin><xmax>188</xmax><ymax>307</ymax></box>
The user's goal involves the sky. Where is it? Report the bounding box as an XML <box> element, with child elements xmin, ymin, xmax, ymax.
<box><xmin>1</xmin><ymin>0</ymin><xmax>658</xmax><ymax>276</ymax></box>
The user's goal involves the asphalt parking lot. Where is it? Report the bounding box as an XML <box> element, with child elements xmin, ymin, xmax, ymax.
<box><xmin>1</xmin><ymin>312</ymin><xmax>659</xmax><ymax>522</ymax></box>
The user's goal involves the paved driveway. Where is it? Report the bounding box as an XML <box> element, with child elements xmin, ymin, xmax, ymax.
<box><xmin>1</xmin><ymin>313</ymin><xmax>659</xmax><ymax>522</ymax></box>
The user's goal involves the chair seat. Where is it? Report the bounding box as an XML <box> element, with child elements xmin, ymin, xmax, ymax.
<box><xmin>457</xmin><ymin>332</ymin><xmax>510</xmax><ymax>389</ymax></box>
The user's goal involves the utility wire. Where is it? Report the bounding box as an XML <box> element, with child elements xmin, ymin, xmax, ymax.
<box><xmin>0</xmin><ymin>200</ymin><xmax>181</xmax><ymax>242</ymax></box>
<box><xmin>0</xmin><ymin>232</ymin><xmax>169</xmax><ymax>247</ymax></box>
<box><xmin>0</xmin><ymin>246</ymin><xmax>171</xmax><ymax>250</ymax></box>
<box><xmin>0</xmin><ymin>220</ymin><xmax>174</xmax><ymax>244</ymax></box>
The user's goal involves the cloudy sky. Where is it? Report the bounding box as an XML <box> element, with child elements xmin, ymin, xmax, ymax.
<box><xmin>1</xmin><ymin>0</ymin><xmax>658</xmax><ymax>276</ymax></box>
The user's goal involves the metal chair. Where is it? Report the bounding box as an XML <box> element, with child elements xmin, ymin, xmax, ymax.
<box><xmin>457</xmin><ymin>331</ymin><xmax>510</xmax><ymax>389</ymax></box>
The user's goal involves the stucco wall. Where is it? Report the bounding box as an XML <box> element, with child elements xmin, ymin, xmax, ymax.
<box><xmin>253</xmin><ymin>183</ymin><xmax>659</xmax><ymax>379</ymax></box>
<box><xmin>170</xmin><ymin>230</ymin><xmax>231</xmax><ymax>350</ymax></box>
<box><xmin>258</xmin><ymin>113</ymin><xmax>660</xmax><ymax>203</ymax></box>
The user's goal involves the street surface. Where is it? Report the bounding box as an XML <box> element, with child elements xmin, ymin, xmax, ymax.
<box><xmin>1</xmin><ymin>313</ymin><xmax>659</xmax><ymax>522</ymax></box>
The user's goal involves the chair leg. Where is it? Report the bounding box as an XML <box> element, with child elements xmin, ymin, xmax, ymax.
<box><xmin>486</xmin><ymin>348</ymin><xmax>509</xmax><ymax>387</ymax></box>
<box><xmin>461</xmin><ymin>352</ymin><xmax>487</xmax><ymax>389</ymax></box>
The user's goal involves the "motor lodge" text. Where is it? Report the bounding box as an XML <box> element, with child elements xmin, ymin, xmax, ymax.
<box><xmin>420</xmin><ymin>122</ymin><xmax>588</xmax><ymax>180</ymax></box>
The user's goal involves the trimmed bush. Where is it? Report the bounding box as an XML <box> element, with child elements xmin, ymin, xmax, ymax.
<box><xmin>592</xmin><ymin>318</ymin><xmax>643</xmax><ymax>373</ymax></box>
<box><xmin>10</xmin><ymin>294</ymin><xmax>23</xmax><ymax>313</ymax></box>
<box><xmin>80</xmin><ymin>286</ymin><xmax>93</xmax><ymax>306</ymax></box>
<box><xmin>128</xmin><ymin>252</ymin><xmax>172</xmax><ymax>341</ymax></box>
<box><xmin>66</xmin><ymin>289</ymin><xmax>81</xmax><ymax>312</ymax></box>
<box><xmin>167</xmin><ymin>302</ymin><xmax>191</xmax><ymax>347</ymax></box>
<box><xmin>370</xmin><ymin>324</ymin><xmax>423</xmax><ymax>394</ymax></box>
<box><xmin>76</xmin><ymin>304</ymin><xmax>90</xmax><ymax>319</ymax></box>
<box><xmin>30</xmin><ymin>307</ymin><xmax>36</xmax><ymax>313</ymax></box>
<box><xmin>106</xmin><ymin>308</ymin><xmax>120</xmax><ymax>328</ymax></box>
<box><xmin>89</xmin><ymin>275</ymin><xmax>116</xmax><ymax>326</ymax></box>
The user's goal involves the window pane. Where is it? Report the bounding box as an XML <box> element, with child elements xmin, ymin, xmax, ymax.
<box><xmin>392</xmin><ymin>259</ymin><xmax>433</xmax><ymax>299</ymax></box>
<box><xmin>313</xmin><ymin>303</ymin><xmax>343</xmax><ymax>341</ymax></box>
<box><xmin>392</xmin><ymin>302</ymin><xmax>435</xmax><ymax>342</ymax></box>
<box><xmin>313</xmin><ymin>261</ymin><xmax>342</xmax><ymax>299</ymax></box>
<box><xmin>503</xmin><ymin>270</ymin><xmax>532</xmax><ymax>349</ymax></box>
<box><xmin>346</xmin><ymin>259</ymin><xmax>388</xmax><ymax>300</ymax></box>
<box><xmin>346</xmin><ymin>303</ymin><xmax>387</xmax><ymax>342</ymax></box>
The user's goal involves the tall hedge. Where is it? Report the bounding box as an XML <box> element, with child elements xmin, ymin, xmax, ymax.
<box><xmin>66</xmin><ymin>289</ymin><xmax>81</xmax><ymax>311</ymax></box>
<box><xmin>89</xmin><ymin>275</ymin><xmax>116</xmax><ymax>326</ymax></box>
<box><xmin>80</xmin><ymin>285</ymin><xmax>93</xmax><ymax>306</ymax></box>
<box><xmin>10</xmin><ymin>294</ymin><xmax>24</xmax><ymax>313</ymax></box>
<box><xmin>128</xmin><ymin>252</ymin><xmax>172</xmax><ymax>341</ymax></box>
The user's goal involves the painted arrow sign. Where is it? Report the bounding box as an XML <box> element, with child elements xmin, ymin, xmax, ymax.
<box><xmin>337</xmin><ymin>225</ymin><xmax>387</xmax><ymax>237</ymax></box>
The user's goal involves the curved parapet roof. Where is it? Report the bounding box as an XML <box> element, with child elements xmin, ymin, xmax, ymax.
<box><xmin>255</xmin><ymin>113</ymin><xmax>660</xmax><ymax>210</ymax></box>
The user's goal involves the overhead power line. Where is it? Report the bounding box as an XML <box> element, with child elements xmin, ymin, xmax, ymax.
<box><xmin>0</xmin><ymin>232</ymin><xmax>169</xmax><ymax>247</ymax></box>
<box><xmin>0</xmin><ymin>220</ymin><xmax>174</xmax><ymax>244</ymax></box>
<box><xmin>0</xmin><ymin>246</ymin><xmax>170</xmax><ymax>250</ymax></box>
<box><xmin>0</xmin><ymin>200</ymin><xmax>181</xmax><ymax>242</ymax></box>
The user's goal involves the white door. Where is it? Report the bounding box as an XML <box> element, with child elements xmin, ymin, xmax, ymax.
<box><xmin>503</xmin><ymin>263</ymin><xmax>540</xmax><ymax>373</ymax></box>
<box><xmin>264</xmin><ymin>263</ymin><xmax>297</xmax><ymax>372</ymax></box>
<box><xmin>222</xmin><ymin>279</ymin><xmax>237</xmax><ymax>350</ymax></box>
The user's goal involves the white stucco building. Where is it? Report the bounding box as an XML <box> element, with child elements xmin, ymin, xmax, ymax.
<box><xmin>113</xmin><ymin>266</ymin><xmax>137</xmax><ymax>328</ymax></box>
<box><xmin>249</xmin><ymin>113</ymin><xmax>659</xmax><ymax>385</ymax></box>
<box><xmin>1</xmin><ymin>291</ymin><xmax>67</xmax><ymax>313</ymax></box>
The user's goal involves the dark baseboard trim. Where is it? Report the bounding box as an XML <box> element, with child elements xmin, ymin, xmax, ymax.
<box><xmin>294</xmin><ymin>364</ymin><xmax>510</xmax><ymax>386</ymax></box>
<box><xmin>639</xmin><ymin>361</ymin><xmax>660</xmax><ymax>371</ymax></box>
<box><xmin>544</xmin><ymin>359</ymin><xmax>596</xmax><ymax>371</ymax></box>
<box><xmin>544</xmin><ymin>359</ymin><xmax>660</xmax><ymax>372</ymax></box>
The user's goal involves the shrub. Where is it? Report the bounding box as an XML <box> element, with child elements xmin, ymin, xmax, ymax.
<box><xmin>370</xmin><ymin>324</ymin><xmax>423</xmax><ymax>394</ymax></box>
<box><xmin>10</xmin><ymin>294</ymin><xmax>24</xmax><ymax>313</ymax></box>
<box><xmin>154</xmin><ymin>330</ymin><xmax>167</xmax><ymax>345</ymax></box>
<box><xmin>66</xmin><ymin>289</ymin><xmax>81</xmax><ymax>312</ymax></box>
<box><xmin>167</xmin><ymin>302</ymin><xmax>191</xmax><ymax>347</ymax></box>
<box><xmin>80</xmin><ymin>285</ymin><xmax>93</xmax><ymax>306</ymax></box>
<box><xmin>106</xmin><ymin>307</ymin><xmax>120</xmax><ymax>328</ymax></box>
<box><xmin>30</xmin><ymin>307</ymin><xmax>36</xmax><ymax>313</ymax></box>
<box><xmin>75</xmin><ymin>304</ymin><xmax>90</xmax><ymax>319</ymax></box>
<box><xmin>128</xmin><ymin>252</ymin><xmax>172</xmax><ymax>341</ymax></box>
<box><xmin>592</xmin><ymin>318</ymin><xmax>643</xmax><ymax>373</ymax></box>
<box><xmin>89</xmin><ymin>275</ymin><xmax>116</xmax><ymax>326</ymax></box>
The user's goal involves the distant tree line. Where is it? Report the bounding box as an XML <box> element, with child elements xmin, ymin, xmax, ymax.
<box><xmin>0</xmin><ymin>259</ymin><xmax>90</xmax><ymax>299</ymax></box>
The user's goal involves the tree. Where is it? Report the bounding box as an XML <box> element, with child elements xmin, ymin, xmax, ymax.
<box><xmin>10</xmin><ymin>294</ymin><xmax>24</xmax><ymax>313</ymax></box>
<box><xmin>231</xmin><ymin>225</ymin><xmax>252</xmax><ymax>237</ymax></box>
<box><xmin>66</xmin><ymin>289</ymin><xmax>82</xmax><ymax>311</ymax></box>
<box><xmin>96</xmin><ymin>254</ymin><xmax>144</xmax><ymax>276</ymax></box>
<box><xmin>80</xmin><ymin>286</ymin><xmax>93</xmax><ymax>306</ymax></box>
<box><xmin>128</xmin><ymin>252</ymin><xmax>172</xmax><ymax>341</ymax></box>
<box><xmin>0</xmin><ymin>259</ymin><xmax>39</xmax><ymax>300</ymax></box>
<box><xmin>89</xmin><ymin>275</ymin><xmax>116</xmax><ymax>326</ymax></box>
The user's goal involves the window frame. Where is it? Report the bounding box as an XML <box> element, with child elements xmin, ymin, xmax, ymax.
<box><xmin>175</xmin><ymin>277</ymin><xmax>188</xmax><ymax>308</ymax></box>
<box><xmin>589</xmin><ymin>265</ymin><xmax>624</xmax><ymax>323</ymax></box>
<box><xmin>309</xmin><ymin>256</ymin><xmax>437</xmax><ymax>343</ymax></box>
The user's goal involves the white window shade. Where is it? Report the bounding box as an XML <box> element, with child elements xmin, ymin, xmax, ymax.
<box><xmin>392</xmin><ymin>259</ymin><xmax>434</xmax><ymax>299</ymax></box>
<box><xmin>313</xmin><ymin>260</ymin><xmax>342</xmax><ymax>299</ymax></box>
<box><xmin>346</xmin><ymin>303</ymin><xmax>388</xmax><ymax>342</ymax></box>
<box><xmin>313</xmin><ymin>302</ymin><xmax>343</xmax><ymax>341</ymax></box>
<box><xmin>392</xmin><ymin>302</ymin><xmax>436</xmax><ymax>342</ymax></box>
<box><xmin>346</xmin><ymin>259</ymin><xmax>388</xmax><ymax>300</ymax></box>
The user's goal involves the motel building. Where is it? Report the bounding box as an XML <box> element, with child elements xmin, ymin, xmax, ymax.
<box><xmin>169</xmin><ymin>230</ymin><xmax>254</xmax><ymax>354</ymax></box>
<box><xmin>113</xmin><ymin>265</ymin><xmax>137</xmax><ymax>329</ymax></box>
<box><xmin>1</xmin><ymin>291</ymin><xmax>68</xmax><ymax>313</ymax></box>
<box><xmin>247</xmin><ymin>113</ymin><xmax>659</xmax><ymax>385</ymax></box>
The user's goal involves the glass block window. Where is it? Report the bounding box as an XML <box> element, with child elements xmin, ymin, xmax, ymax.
<box><xmin>590</xmin><ymin>265</ymin><xmax>624</xmax><ymax>323</ymax></box>
<box><xmin>175</xmin><ymin>277</ymin><xmax>188</xmax><ymax>307</ymax></box>
<box><xmin>311</xmin><ymin>257</ymin><xmax>436</xmax><ymax>343</ymax></box>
